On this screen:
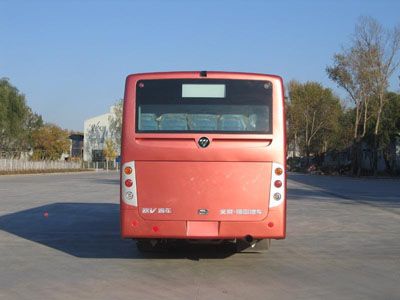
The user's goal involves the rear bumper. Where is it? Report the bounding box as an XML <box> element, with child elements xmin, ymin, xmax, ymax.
<box><xmin>120</xmin><ymin>209</ymin><xmax>286</xmax><ymax>239</ymax></box>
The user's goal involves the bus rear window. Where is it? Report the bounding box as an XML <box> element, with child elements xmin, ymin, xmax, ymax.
<box><xmin>136</xmin><ymin>79</ymin><xmax>272</xmax><ymax>133</ymax></box>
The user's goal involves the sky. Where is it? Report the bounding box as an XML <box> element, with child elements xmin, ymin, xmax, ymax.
<box><xmin>1</xmin><ymin>0</ymin><xmax>400</xmax><ymax>131</ymax></box>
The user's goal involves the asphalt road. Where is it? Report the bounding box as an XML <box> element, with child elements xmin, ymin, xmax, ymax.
<box><xmin>0</xmin><ymin>171</ymin><xmax>399</xmax><ymax>300</ymax></box>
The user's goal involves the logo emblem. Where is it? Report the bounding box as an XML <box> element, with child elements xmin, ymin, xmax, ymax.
<box><xmin>198</xmin><ymin>137</ymin><xmax>210</xmax><ymax>148</ymax></box>
<box><xmin>198</xmin><ymin>209</ymin><xmax>208</xmax><ymax>215</ymax></box>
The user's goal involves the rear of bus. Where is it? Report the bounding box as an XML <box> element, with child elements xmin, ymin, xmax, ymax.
<box><xmin>120</xmin><ymin>71</ymin><xmax>286</xmax><ymax>251</ymax></box>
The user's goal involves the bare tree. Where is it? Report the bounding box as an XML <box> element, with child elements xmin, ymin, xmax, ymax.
<box><xmin>327</xmin><ymin>53</ymin><xmax>365</xmax><ymax>140</ymax></box>
<box><xmin>108</xmin><ymin>99</ymin><xmax>123</xmax><ymax>151</ymax></box>
<box><xmin>354</xmin><ymin>17</ymin><xmax>400</xmax><ymax>137</ymax></box>
<box><xmin>327</xmin><ymin>16</ymin><xmax>400</xmax><ymax>175</ymax></box>
<box><xmin>355</xmin><ymin>17</ymin><xmax>400</xmax><ymax>174</ymax></box>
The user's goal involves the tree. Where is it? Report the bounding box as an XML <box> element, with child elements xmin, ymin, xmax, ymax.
<box><xmin>373</xmin><ymin>92</ymin><xmax>400</xmax><ymax>174</ymax></box>
<box><xmin>330</xmin><ymin>108</ymin><xmax>354</xmax><ymax>151</ymax></box>
<box><xmin>31</xmin><ymin>124</ymin><xmax>70</xmax><ymax>160</ymax></box>
<box><xmin>0</xmin><ymin>78</ymin><xmax>44</xmax><ymax>155</ymax></box>
<box><xmin>354</xmin><ymin>17</ymin><xmax>400</xmax><ymax>136</ymax></box>
<box><xmin>22</xmin><ymin>107</ymin><xmax>44</xmax><ymax>150</ymax></box>
<box><xmin>0</xmin><ymin>78</ymin><xmax>29</xmax><ymax>151</ymax></box>
<box><xmin>103</xmin><ymin>138</ymin><xmax>117</xmax><ymax>161</ymax></box>
<box><xmin>354</xmin><ymin>17</ymin><xmax>400</xmax><ymax>174</ymax></box>
<box><xmin>287</xmin><ymin>81</ymin><xmax>343</xmax><ymax>160</ymax></box>
<box><xmin>103</xmin><ymin>139</ymin><xmax>117</xmax><ymax>168</ymax></box>
<box><xmin>327</xmin><ymin>16</ymin><xmax>400</xmax><ymax>175</ymax></box>
<box><xmin>108</xmin><ymin>99</ymin><xmax>123</xmax><ymax>149</ymax></box>
<box><xmin>326</xmin><ymin>49</ymin><xmax>374</xmax><ymax>141</ymax></box>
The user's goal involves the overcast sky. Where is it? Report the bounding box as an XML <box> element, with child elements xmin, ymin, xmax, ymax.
<box><xmin>1</xmin><ymin>0</ymin><xmax>399</xmax><ymax>131</ymax></box>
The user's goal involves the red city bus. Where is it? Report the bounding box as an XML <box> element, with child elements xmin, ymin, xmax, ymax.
<box><xmin>120</xmin><ymin>71</ymin><xmax>286</xmax><ymax>252</ymax></box>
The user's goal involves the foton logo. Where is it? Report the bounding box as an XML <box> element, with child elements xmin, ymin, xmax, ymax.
<box><xmin>198</xmin><ymin>137</ymin><xmax>210</xmax><ymax>148</ymax></box>
<box><xmin>142</xmin><ymin>208</ymin><xmax>172</xmax><ymax>214</ymax></box>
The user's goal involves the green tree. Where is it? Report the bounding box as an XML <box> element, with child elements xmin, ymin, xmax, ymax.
<box><xmin>372</xmin><ymin>92</ymin><xmax>400</xmax><ymax>173</ymax></box>
<box><xmin>329</xmin><ymin>108</ymin><xmax>354</xmax><ymax>151</ymax></box>
<box><xmin>0</xmin><ymin>78</ymin><xmax>44</xmax><ymax>154</ymax></box>
<box><xmin>0</xmin><ymin>78</ymin><xmax>29</xmax><ymax>151</ymax></box>
<box><xmin>31</xmin><ymin>124</ymin><xmax>70</xmax><ymax>160</ymax></box>
<box><xmin>287</xmin><ymin>81</ymin><xmax>343</xmax><ymax>159</ymax></box>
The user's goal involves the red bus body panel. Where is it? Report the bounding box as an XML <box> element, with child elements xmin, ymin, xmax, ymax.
<box><xmin>136</xmin><ymin>161</ymin><xmax>271</xmax><ymax>221</ymax></box>
<box><xmin>120</xmin><ymin>71</ymin><xmax>286</xmax><ymax>240</ymax></box>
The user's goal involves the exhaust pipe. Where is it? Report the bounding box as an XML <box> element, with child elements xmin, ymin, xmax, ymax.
<box><xmin>245</xmin><ymin>235</ymin><xmax>253</xmax><ymax>243</ymax></box>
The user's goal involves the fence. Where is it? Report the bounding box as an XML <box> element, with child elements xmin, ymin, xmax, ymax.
<box><xmin>83</xmin><ymin>160</ymin><xmax>119</xmax><ymax>171</ymax></box>
<box><xmin>0</xmin><ymin>149</ymin><xmax>121</xmax><ymax>173</ymax></box>
<box><xmin>0</xmin><ymin>159</ymin><xmax>81</xmax><ymax>172</ymax></box>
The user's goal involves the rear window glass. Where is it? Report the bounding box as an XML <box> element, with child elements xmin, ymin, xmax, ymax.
<box><xmin>136</xmin><ymin>79</ymin><xmax>272</xmax><ymax>133</ymax></box>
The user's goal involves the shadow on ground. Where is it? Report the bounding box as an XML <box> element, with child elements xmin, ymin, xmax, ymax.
<box><xmin>289</xmin><ymin>173</ymin><xmax>400</xmax><ymax>209</ymax></box>
<box><xmin>0</xmin><ymin>203</ymin><xmax>237</xmax><ymax>260</ymax></box>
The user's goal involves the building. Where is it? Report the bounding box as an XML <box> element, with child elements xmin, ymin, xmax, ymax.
<box><xmin>83</xmin><ymin>106</ymin><xmax>120</xmax><ymax>162</ymax></box>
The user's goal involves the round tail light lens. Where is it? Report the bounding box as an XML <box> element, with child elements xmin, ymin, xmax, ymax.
<box><xmin>124</xmin><ymin>166</ymin><xmax>132</xmax><ymax>175</ymax></box>
<box><xmin>275</xmin><ymin>168</ymin><xmax>283</xmax><ymax>176</ymax></box>
<box><xmin>273</xmin><ymin>192</ymin><xmax>281</xmax><ymax>200</ymax></box>
<box><xmin>274</xmin><ymin>180</ymin><xmax>282</xmax><ymax>188</ymax></box>
<box><xmin>125</xmin><ymin>179</ymin><xmax>133</xmax><ymax>187</ymax></box>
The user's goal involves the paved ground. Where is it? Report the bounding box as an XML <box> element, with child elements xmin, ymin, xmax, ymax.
<box><xmin>0</xmin><ymin>171</ymin><xmax>399</xmax><ymax>300</ymax></box>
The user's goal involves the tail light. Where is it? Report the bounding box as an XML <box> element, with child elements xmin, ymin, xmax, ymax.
<box><xmin>269</xmin><ymin>162</ymin><xmax>285</xmax><ymax>208</ymax></box>
<box><xmin>124</xmin><ymin>166</ymin><xmax>132</xmax><ymax>175</ymax></box>
<box><xmin>275</xmin><ymin>167</ymin><xmax>283</xmax><ymax>175</ymax></box>
<box><xmin>274</xmin><ymin>180</ymin><xmax>282</xmax><ymax>188</ymax></box>
<box><xmin>121</xmin><ymin>161</ymin><xmax>138</xmax><ymax>206</ymax></box>
<box><xmin>273</xmin><ymin>193</ymin><xmax>281</xmax><ymax>200</ymax></box>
